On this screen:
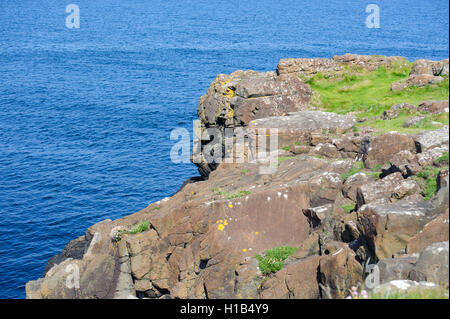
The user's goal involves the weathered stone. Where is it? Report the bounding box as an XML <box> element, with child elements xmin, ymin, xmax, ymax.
<box><xmin>362</xmin><ymin>133</ymin><xmax>416</xmax><ymax>169</ymax></box>
<box><xmin>332</xmin><ymin>54</ymin><xmax>409</xmax><ymax>72</ymax></box>
<box><xmin>303</xmin><ymin>204</ymin><xmax>334</xmax><ymax>228</ymax></box>
<box><xmin>382</xmin><ymin>103</ymin><xmax>417</xmax><ymax>120</ymax></box>
<box><xmin>249</xmin><ymin>111</ymin><xmax>356</xmax><ymax>151</ymax></box>
<box><xmin>357</xmin><ymin>200</ymin><xmax>435</xmax><ymax>260</ymax></box>
<box><xmin>343</xmin><ymin>172</ymin><xmax>370</xmax><ymax>202</ymax></box>
<box><xmin>414</xmin><ymin>126</ymin><xmax>449</xmax><ymax>152</ymax></box>
<box><xmin>409</xmin><ymin>242</ymin><xmax>449</xmax><ymax>289</ymax></box>
<box><xmin>408</xmin><ymin>209</ymin><xmax>449</xmax><ymax>254</ymax></box>
<box><xmin>277</xmin><ymin>58</ymin><xmax>341</xmax><ymax>76</ymax></box>
<box><xmin>416</xmin><ymin>146</ymin><xmax>449</xmax><ymax>167</ymax></box>
<box><xmin>391</xmin><ymin>179</ymin><xmax>421</xmax><ymax>201</ymax></box>
<box><xmin>318</xmin><ymin>242</ymin><xmax>363</xmax><ymax>299</ymax></box>
<box><xmin>377</xmin><ymin>257</ymin><xmax>417</xmax><ymax>284</ymax></box>
<box><xmin>410</xmin><ymin>59</ymin><xmax>449</xmax><ymax>77</ymax></box>
<box><xmin>403</xmin><ymin>116</ymin><xmax>425</xmax><ymax>128</ymax></box>
<box><xmin>406</xmin><ymin>74</ymin><xmax>444</xmax><ymax>87</ymax></box>
<box><xmin>261</xmin><ymin>255</ymin><xmax>321</xmax><ymax>299</ymax></box>
<box><xmin>356</xmin><ymin>172</ymin><xmax>404</xmax><ymax>208</ymax></box>
<box><xmin>418</xmin><ymin>100</ymin><xmax>449</xmax><ymax>114</ymax></box>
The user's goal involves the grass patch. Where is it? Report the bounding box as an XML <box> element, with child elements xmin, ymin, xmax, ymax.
<box><xmin>412</xmin><ymin>166</ymin><xmax>448</xmax><ymax>200</ymax></box>
<box><xmin>341</xmin><ymin>161</ymin><xmax>365</xmax><ymax>181</ymax></box>
<box><xmin>341</xmin><ymin>203</ymin><xmax>356</xmax><ymax>214</ymax></box>
<box><xmin>435</xmin><ymin>152</ymin><xmax>449</xmax><ymax>165</ymax></box>
<box><xmin>224</xmin><ymin>190</ymin><xmax>251</xmax><ymax>199</ymax></box>
<box><xmin>241</xmin><ymin>169</ymin><xmax>248</xmax><ymax>175</ymax></box>
<box><xmin>277</xmin><ymin>156</ymin><xmax>293</xmax><ymax>166</ymax></box>
<box><xmin>369</xmin><ymin>288</ymin><xmax>449</xmax><ymax>299</ymax></box>
<box><xmin>256</xmin><ymin>246</ymin><xmax>298</xmax><ymax>275</ymax></box>
<box><xmin>129</xmin><ymin>220</ymin><xmax>150</xmax><ymax>235</ymax></box>
<box><xmin>305</xmin><ymin>64</ymin><xmax>449</xmax><ymax>132</ymax></box>
<box><xmin>281</xmin><ymin>145</ymin><xmax>291</xmax><ymax>152</ymax></box>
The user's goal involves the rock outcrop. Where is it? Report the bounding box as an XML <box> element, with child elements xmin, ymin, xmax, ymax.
<box><xmin>26</xmin><ymin>54</ymin><xmax>449</xmax><ymax>299</ymax></box>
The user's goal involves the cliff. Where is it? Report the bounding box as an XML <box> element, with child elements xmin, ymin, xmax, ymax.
<box><xmin>26</xmin><ymin>54</ymin><xmax>449</xmax><ymax>299</ymax></box>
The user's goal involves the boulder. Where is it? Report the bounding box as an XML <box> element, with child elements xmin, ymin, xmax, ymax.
<box><xmin>407</xmin><ymin>209</ymin><xmax>449</xmax><ymax>254</ymax></box>
<box><xmin>376</xmin><ymin>257</ymin><xmax>417</xmax><ymax>284</ymax></box>
<box><xmin>418</xmin><ymin>100</ymin><xmax>449</xmax><ymax>114</ymax></box>
<box><xmin>414</xmin><ymin>126</ymin><xmax>449</xmax><ymax>152</ymax></box>
<box><xmin>356</xmin><ymin>172</ymin><xmax>404</xmax><ymax>208</ymax></box>
<box><xmin>382</xmin><ymin>103</ymin><xmax>417</xmax><ymax>120</ymax></box>
<box><xmin>403</xmin><ymin>116</ymin><xmax>425</xmax><ymax>128</ymax></box>
<box><xmin>260</xmin><ymin>255</ymin><xmax>321</xmax><ymax>299</ymax></box>
<box><xmin>410</xmin><ymin>59</ymin><xmax>449</xmax><ymax>77</ymax></box>
<box><xmin>409</xmin><ymin>241</ymin><xmax>449</xmax><ymax>289</ymax></box>
<box><xmin>318</xmin><ymin>242</ymin><xmax>363</xmax><ymax>299</ymax></box>
<box><xmin>362</xmin><ymin>133</ymin><xmax>416</xmax><ymax>169</ymax></box>
<box><xmin>357</xmin><ymin>200</ymin><xmax>435</xmax><ymax>260</ymax></box>
<box><xmin>391</xmin><ymin>179</ymin><xmax>421</xmax><ymax>201</ymax></box>
<box><xmin>343</xmin><ymin>172</ymin><xmax>370</xmax><ymax>202</ymax></box>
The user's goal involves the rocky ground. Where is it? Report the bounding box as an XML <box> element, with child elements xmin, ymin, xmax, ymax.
<box><xmin>26</xmin><ymin>54</ymin><xmax>449</xmax><ymax>299</ymax></box>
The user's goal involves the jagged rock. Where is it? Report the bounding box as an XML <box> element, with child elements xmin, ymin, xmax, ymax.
<box><xmin>356</xmin><ymin>172</ymin><xmax>404</xmax><ymax>208</ymax></box>
<box><xmin>318</xmin><ymin>242</ymin><xmax>363</xmax><ymax>299</ymax></box>
<box><xmin>408</xmin><ymin>209</ymin><xmax>449</xmax><ymax>254</ymax></box>
<box><xmin>249</xmin><ymin>111</ymin><xmax>356</xmax><ymax>150</ymax></box>
<box><xmin>290</xmin><ymin>144</ymin><xmax>311</xmax><ymax>154</ymax></box>
<box><xmin>308</xmin><ymin>171</ymin><xmax>343</xmax><ymax>203</ymax></box>
<box><xmin>260</xmin><ymin>255</ymin><xmax>321</xmax><ymax>299</ymax></box>
<box><xmin>391</xmin><ymin>179</ymin><xmax>421</xmax><ymax>201</ymax></box>
<box><xmin>362</xmin><ymin>132</ymin><xmax>416</xmax><ymax>169</ymax></box>
<box><xmin>409</xmin><ymin>242</ymin><xmax>449</xmax><ymax>289</ymax></box>
<box><xmin>277</xmin><ymin>58</ymin><xmax>341</xmax><ymax>76</ymax></box>
<box><xmin>357</xmin><ymin>199</ymin><xmax>437</xmax><ymax>260</ymax></box>
<box><xmin>343</xmin><ymin>173</ymin><xmax>370</xmax><ymax>202</ymax></box>
<box><xmin>303</xmin><ymin>204</ymin><xmax>334</xmax><ymax>228</ymax></box>
<box><xmin>403</xmin><ymin>116</ymin><xmax>425</xmax><ymax>128</ymax></box>
<box><xmin>414</xmin><ymin>126</ymin><xmax>449</xmax><ymax>152</ymax></box>
<box><xmin>195</xmin><ymin>70</ymin><xmax>313</xmax><ymax>176</ymax></box>
<box><xmin>377</xmin><ymin>256</ymin><xmax>418</xmax><ymax>284</ymax></box>
<box><xmin>332</xmin><ymin>54</ymin><xmax>409</xmax><ymax>72</ymax></box>
<box><xmin>382</xmin><ymin>103</ymin><xmax>417</xmax><ymax>120</ymax></box>
<box><xmin>418</xmin><ymin>100</ymin><xmax>449</xmax><ymax>114</ymax></box>
<box><xmin>406</xmin><ymin>74</ymin><xmax>444</xmax><ymax>87</ymax></box>
<box><xmin>410</xmin><ymin>59</ymin><xmax>449</xmax><ymax>77</ymax></box>
<box><xmin>416</xmin><ymin>146</ymin><xmax>449</xmax><ymax>167</ymax></box>
<box><xmin>310</xmin><ymin>143</ymin><xmax>340</xmax><ymax>159</ymax></box>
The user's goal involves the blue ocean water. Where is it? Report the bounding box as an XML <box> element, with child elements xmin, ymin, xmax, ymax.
<box><xmin>0</xmin><ymin>0</ymin><xmax>448</xmax><ymax>299</ymax></box>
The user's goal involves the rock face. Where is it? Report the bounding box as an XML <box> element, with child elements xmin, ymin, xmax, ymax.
<box><xmin>26</xmin><ymin>54</ymin><xmax>449</xmax><ymax>299</ymax></box>
<box><xmin>409</xmin><ymin>242</ymin><xmax>449</xmax><ymax>289</ymax></box>
<box><xmin>194</xmin><ymin>70</ymin><xmax>312</xmax><ymax>176</ymax></box>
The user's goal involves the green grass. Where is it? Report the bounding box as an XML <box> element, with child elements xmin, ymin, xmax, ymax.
<box><xmin>369</xmin><ymin>288</ymin><xmax>449</xmax><ymax>299</ymax></box>
<box><xmin>281</xmin><ymin>145</ymin><xmax>291</xmax><ymax>152</ymax></box>
<box><xmin>341</xmin><ymin>203</ymin><xmax>356</xmax><ymax>214</ymax></box>
<box><xmin>241</xmin><ymin>169</ymin><xmax>248</xmax><ymax>175</ymax></box>
<box><xmin>224</xmin><ymin>190</ymin><xmax>251</xmax><ymax>200</ymax></box>
<box><xmin>256</xmin><ymin>246</ymin><xmax>298</xmax><ymax>275</ymax></box>
<box><xmin>435</xmin><ymin>152</ymin><xmax>449</xmax><ymax>165</ymax></box>
<box><xmin>305</xmin><ymin>64</ymin><xmax>449</xmax><ymax>132</ymax></box>
<box><xmin>412</xmin><ymin>166</ymin><xmax>448</xmax><ymax>200</ymax></box>
<box><xmin>129</xmin><ymin>220</ymin><xmax>150</xmax><ymax>235</ymax></box>
<box><xmin>341</xmin><ymin>161</ymin><xmax>365</xmax><ymax>181</ymax></box>
<box><xmin>153</xmin><ymin>206</ymin><xmax>160</xmax><ymax>211</ymax></box>
<box><xmin>277</xmin><ymin>156</ymin><xmax>293</xmax><ymax>166</ymax></box>
<box><xmin>294</xmin><ymin>141</ymin><xmax>303</xmax><ymax>145</ymax></box>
